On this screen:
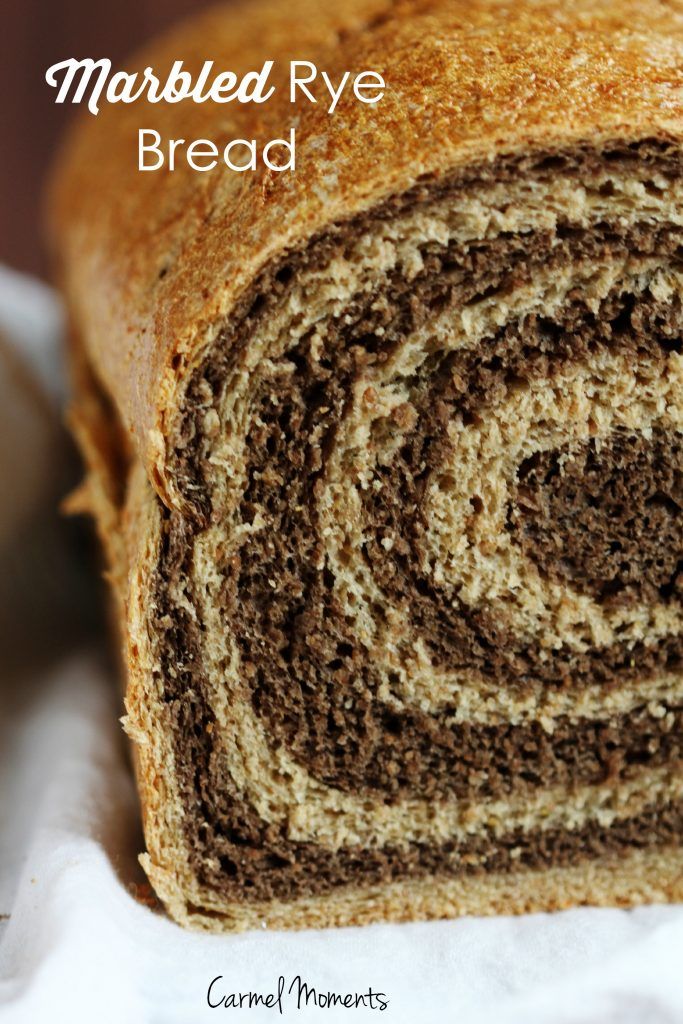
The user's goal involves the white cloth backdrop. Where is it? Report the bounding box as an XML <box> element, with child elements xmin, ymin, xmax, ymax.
<box><xmin>0</xmin><ymin>266</ymin><xmax>681</xmax><ymax>1024</ymax></box>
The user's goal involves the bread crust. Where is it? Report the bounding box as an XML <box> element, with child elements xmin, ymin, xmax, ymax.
<box><xmin>48</xmin><ymin>0</ymin><xmax>683</xmax><ymax>510</ymax></box>
<box><xmin>51</xmin><ymin>0</ymin><xmax>683</xmax><ymax>931</ymax></box>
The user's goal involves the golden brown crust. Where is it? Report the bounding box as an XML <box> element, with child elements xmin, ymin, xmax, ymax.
<box><xmin>48</xmin><ymin>0</ymin><xmax>683</xmax><ymax>510</ymax></box>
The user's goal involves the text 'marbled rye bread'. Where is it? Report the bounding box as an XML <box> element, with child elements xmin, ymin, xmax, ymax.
<box><xmin>49</xmin><ymin>0</ymin><xmax>683</xmax><ymax>930</ymax></box>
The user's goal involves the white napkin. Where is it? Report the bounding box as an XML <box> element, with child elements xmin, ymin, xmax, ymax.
<box><xmin>0</xmin><ymin>266</ymin><xmax>681</xmax><ymax>1024</ymax></box>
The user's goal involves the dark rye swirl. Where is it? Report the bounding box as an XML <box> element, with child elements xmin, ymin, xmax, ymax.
<box><xmin>50</xmin><ymin>0</ymin><xmax>683</xmax><ymax>929</ymax></box>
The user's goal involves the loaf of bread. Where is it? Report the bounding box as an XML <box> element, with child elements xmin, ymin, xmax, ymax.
<box><xmin>49</xmin><ymin>0</ymin><xmax>683</xmax><ymax>931</ymax></box>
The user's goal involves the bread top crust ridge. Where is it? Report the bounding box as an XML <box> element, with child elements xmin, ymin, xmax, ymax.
<box><xmin>48</xmin><ymin>0</ymin><xmax>683</xmax><ymax>512</ymax></box>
